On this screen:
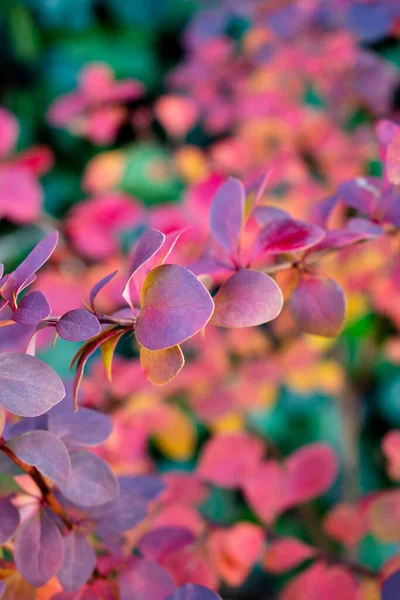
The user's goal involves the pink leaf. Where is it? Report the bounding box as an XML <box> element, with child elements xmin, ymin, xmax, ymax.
<box><xmin>263</xmin><ymin>537</ymin><xmax>316</xmax><ymax>573</ymax></box>
<box><xmin>284</xmin><ymin>443</ymin><xmax>338</xmax><ymax>507</ymax></box>
<box><xmin>289</xmin><ymin>276</ymin><xmax>346</xmax><ymax>337</ymax></box>
<box><xmin>197</xmin><ymin>433</ymin><xmax>264</xmax><ymax>488</ymax></box>
<box><xmin>135</xmin><ymin>264</ymin><xmax>214</xmax><ymax>351</ymax></box>
<box><xmin>209</xmin><ymin>178</ymin><xmax>245</xmax><ymax>254</ymax></box>
<box><xmin>211</xmin><ymin>269</ymin><xmax>283</xmax><ymax>328</ymax></box>
<box><xmin>387</xmin><ymin>129</ymin><xmax>400</xmax><ymax>185</ymax></box>
<box><xmin>253</xmin><ymin>218</ymin><xmax>324</xmax><ymax>257</ymax></box>
<box><xmin>242</xmin><ymin>461</ymin><xmax>285</xmax><ymax>523</ymax></box>
<box><xmin>119</xmin><ymin>559</ymin><xmax>174</xmax><ymax>600</ymax></box>
<box><xmin>323</xmin><ymin>503</ymin><xmax>367</xmax><ymax>548</ymax></box>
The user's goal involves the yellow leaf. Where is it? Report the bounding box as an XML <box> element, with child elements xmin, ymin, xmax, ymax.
<box><xmin>153</xmin><ymin>405</ymin><xmax>196</xmax><ymax>460</ymax></box>
<box><xmin>101</xmin><ymin>330</ymin><xmax>126</xmax><ymax>381</ymax></box>
<box><xmin>2</xmin><ymin>573</ymin><xmax>36</xmax><ymax>600</ymax></box>
<box><xmin>140</xmin><ymin>345</ymin><xmax>184</xmax><ymax>386</ymax></box>
<box><xmin>211</xmin><ymin>412</ymin><xmax>244</xmax><ymax>433</ymax></box>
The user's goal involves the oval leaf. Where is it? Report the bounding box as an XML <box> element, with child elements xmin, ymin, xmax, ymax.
<box><xmin>14</xmin><ymin>509</ymin><xmax>64</xmax><ymax>588</ymax></box>
<box><xmin>58</xmin><ymin>450</ymin><xmax>119</xmax><ymax>507</ymax></box>
<box><xmin>289</xmin><ymin>276</ymin><xmax>346</xmax><ymax>337</ymax></box>
<box><xmin>263</xmin><ymin>537</ymin><xmax>316</xmax><ymax>573</ymax></box>
<box><xmin>167</xmin><ymin>585</ymin><xmax>222</xmax><ymax>600</ymax></box>
<box><xmin>0</xmin><ymin>353</ymin><xmax>65</xmax><ymax>417</ymax></box>
<box><xmin>58</xmin><ymin>531</ymin><xmax>96</xmax><ymax>592</ymax></box>
<box><xmin>8</xmin><ymin>430</ymin><xmax>71</xmax><ymax>485</ymax></box>
<box><xmin>211</xmin><ymin>269</ymin><xmax>283</xmax><ymax>328</ymax></box>
<box><xmin>209</xmin><ymin>178</ymin><xmax>245</xmax><ymax>253</ymax></box>
<box><xmin>13</xmin><ymin>291</ymin><xmax>51</xmax><ymax>325</ymax></box>
<box><xmin>254</xmin><ymin>218</ymin><xmax>324</xmax><ymax>257</ymax></box>
<box><xmin>48</xmin><ymin>406</ymin><xmax>112</xmax><ymax>447</ymax></box>
<box><xmin>0</xmin><ymin>497</ymin><xmax>20</xmax><ymax>543</ymax></box>
<box><xmin>119</xmin><ymin>559</ymin><xmax>175</xmax><ymax>600</ymax></box>
<box><xmin>135</xmin><ymin>264</ymin><xmax>214</xmax><ymax>351</ymax></box>
<box><xmin>140</xmin><ymin>345</ymin><xmax>184</xmax><ymax>385</ymax></box>
<box><xmin>56</xmin><ymin>309</ymin><xmax>101</xmax><ymax>342</ymax></box>
<box><xmin>1</xmin><ymin>232</ymin><xmax>58</xmax><ymax>303</ymax></box>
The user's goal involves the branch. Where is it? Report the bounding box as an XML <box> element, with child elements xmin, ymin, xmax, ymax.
<box><xmin>0</xmin><ymin>437</ymin><xmax>73</xmax><ymax>530</ymax></box>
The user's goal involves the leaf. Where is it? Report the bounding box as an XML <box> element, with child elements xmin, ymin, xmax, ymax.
<box><xmin>135</xmin><ymin>264</ymin><xmax>214</xmax><ymax>351</ymax></box>
<box><xmin>242</xmin><ymin>461</ymin><xmax>285</xmax><ymax>524</ymax></box>
<box><xmin>252</xmin><ymin>206</ymin><xmax>289</xmax><ymax>226</ymax></box>
<box><xmin>48</xmin><ymin>406</ymin><xmax>112</xmax><ymax>447</ymax></box>
<box><xmin>0</xmin><ymin>353</ymin><xmax>65</xmax><ymax>417</ymax></box>
<box><xmin>89</xmin><ymin>270</ymin><xmax>118</xmax><ymax>312</ymax></box>
<box><xmin>0</xmin><ymin>405</ymin><xmax>5</xmax><ymax>436</ymax></box>
<box><xmin>70</xmin><ymin>326</ymin><xmax>123</xmax><ymax>410</ymax></box>
<box><xmin>153</xmin><ymin>405</ymin><xmax>196</xmax><ymax>461</ymax></box>
<box><xmin>323</xmin><ymin>503</ymin><xmax>367</xmax><ymax>548</ymax></box>
<box><xmin>211</xmin><ymin>269</ymin><xmax>283</xmax><ymax>328</ymax></box>
<box><xmin>338</xmin><ymin>178</ymin><xmax>378</xmax><ymax>216</ymax></box>
<box><xmin>167</xmin><ymin>585</ymin><xmax>222</xmax><ymax>600</ymax></box>
<box><xmin>284</xmin><ymin>443</ymin><xmax>338</xmax><ymax>507</ymax></box>
<box><xmin>8</xmin><ymin>430</ymin><xmax>71</xmax><ymax>485</ymax></box>
<box><xmin>92</xmin><ymin>475</ymin><xmax>165</xmax><ymax>532</ymax></box>
<box><xmin>57</xmin><ymin>531</ymin><xmax>96</xmax><ymax>592</ymax></box>
<box><xmin>122</xmin><ymin>229</ymin><xmax>165</xmax><ymax>308</ymax></box>
<box><xmin>253</xmin><ymin>218</ymin><xmax>324</xmax><ymax>257</ymax></box>
<box><xmin>14</xmin><ymin>509</ymin><xmax>64</xmax><ymax>588</ymax></box>
<box><xmin>0</xmin><ymin>497</ymin><xmax>20</xmax><ymax>543</ymax></box>
<box><xmin>140</xmin><ymin>345</ymin><xmax>184</xmax><ymax>385</ymax></box>
<box><xmin>12</xmin><ymin>291</ymin><xmax>51</xmax><ymax>325</ymax></box>
<box><xmin>119</xmin><ymin>559</ymin><xmax>175</xmax><ymax>600</ymax></box>
<box><xmin>1</xmin><ymin>573</ymin><xmax>36</xmax><ymax>600</ymax></box>
<box><xmin>263</xmin><ymin>537</ymin><xmax>316</xmax><ymax>573</ymax></box>
<box><xmin>209</xmin><ymin>178</ymin><xmax>245</xmax><ymax>253</ymax></box>
<box><xmin>101</xmin><ymin>329</ymin><xmax>126</xmax><ymax>381</ymax></box>
<box><xmin>1</xmin><ymin>232</ymin><xmax>58</xmax><ymax>304</ymax></box>
<box><xmin>387</xmin><ymin>130</ymin><xmax>400</xmax><ymax>185</ymax></box>
<box><xmin>56</xmin><ymin>309</ymin><xmax>101</xmax><ymax>342</ymax></box>
<box><xmin>289</xmin><ymin>276</ymin><xmax>346</xmax><ymax>337</ymax></box>
<box><xmin>382</xmin><ymin>570</ymin><xmax>400</xmax><ymax>600</ymax></box>
<box><xmin>58</xmin><ymin>450</ymin><xmax>119</xmax><ymax>507</ymax></box>
<box><xmin>198</xmin><ymin>433</ymin><xmax>264</xmax><ymax>488</ymax></box>
<box><xmin>138</xmin><ymin>527</ymin><xmax>195</xmax><ymax>562</ymax></box>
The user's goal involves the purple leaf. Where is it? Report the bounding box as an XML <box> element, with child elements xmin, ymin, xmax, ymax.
<box><xmin>138</xmin><ymin>527</ymin><xmax>195</xmax><ymax>562</ymax></box>
<box><xmin>211</xmin><ymin>269</ymin><xmax>283</xmax><ymax>328</ymax></box>
<box><xmin>56</xmin><ymin>309</ymin><xmax>101</xmax><ymax>342</ymax></box>
<box><xmin>48</xmin><ymin>406</ymin><xmax>112</xmax><ymax>447</ymax></box>
<box><xmin>0</xmin><ymin>497</ymin><xmax>20</xmax><ymax>543</ymax></box>
<box><xmin>119</xmin><ymin>559</ymin><xmax>175</xmax><ymax>600</ymax></box>
<box><xmin>8</xmin><ymin>430</ymin><xmax>71</xmax><ymax>485</ymax></box>
<box><xmin>209</xmin><ymin>177</ymin><xmax>245</xmax><ymax>253</ymax></box>
<box><xmin>135</xmin><ymin>265</ymin><xmax>214</xmax><ymax>351</ymax></box>
<box><xmin>14</xmin><ymin>509</ymin><xmax>64</xmax><ymax>588</ymax></box>
<box><xmin>289</xmin><ymin>276</ymin><xmax>346</xmax><ymax>337</ymax></box>
<box><xmin>1</xmin><ymin>232</ymin><xmax>58</xmax><ymax>304</ymax></box>
<box><xmin>13</xmin><ymin>291</ymin><xmax>51</xmax><ymax>325</ymax></box>
<box><xmin>307</xmin><ymin>229</ymin><xmax>368</xmax><ymax>254</ymax></box>
<box><xmin>89</xmin><ymin>270</ymin><xmax>118</xmax><ymax>312</ymax></box>
<box><xmin>338</xmin><ymin>178</ymin><xmax>378</xmax><ymax>216</ymax></box>
<box><xmin>382</xmin><ymin>570</ymin><xmax>400</xmax><ymax>600</ymax></box>
<box><xmin>92</xmin><ymin>475</ymin><xmax>164</xmax><ymax>532</ymax></box>
<box><xmin>252</xmin><ymin>206</ymin><xmax>289</xmax><ymax>226</ymax></box>
<box><xmin>167</xmin><ymin>585</ymin><xmax>222</xmax><ymax>600</ymax></box>
<box><xmin>58</xmin><ymin>450</ymin><xmax>119</xmax><ymax>507</ymax></box>
<box><xmin>0</xmin><ymin>353</ymin><xmax>65</xmax><ymax>417</ymax></box>
<box><xmin>346</xmin><ymin>217</ymin><xmax>384</xmax><ymax>237</ymax></box>
<box><xmin>58</xmin><ymin>531</ymin><xmax>96</xmax><ymax>592</ymax></box>
<box><xmin>253</xmin><ymin>218</ymin><xmax>325</xmax><ymax>257</ymax></box>
<box><xmin>310</xmin><ymin>194</ymin><xmax>339</xmax><ymax>227</ymax></box>
<box><xmin>122</xmin><ymin>229</ymin><xmax>165</xmax><ymax>308</ymax></box>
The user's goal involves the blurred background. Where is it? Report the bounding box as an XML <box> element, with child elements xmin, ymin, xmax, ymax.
<box><xmin>2</xmin><ymin>1</ymin><xmax>400</xmax><ymax>598</ymax></box>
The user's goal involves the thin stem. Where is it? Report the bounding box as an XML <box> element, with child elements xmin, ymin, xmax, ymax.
<box><xmin>0</xmin><ymin>437</ymin><xmax>73</xmax><ymax>530</ymax></box>
<box><xmin>266</xmin><ymin>529</ymin><xmax>378</xmax><ymax>578</ymax></box>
